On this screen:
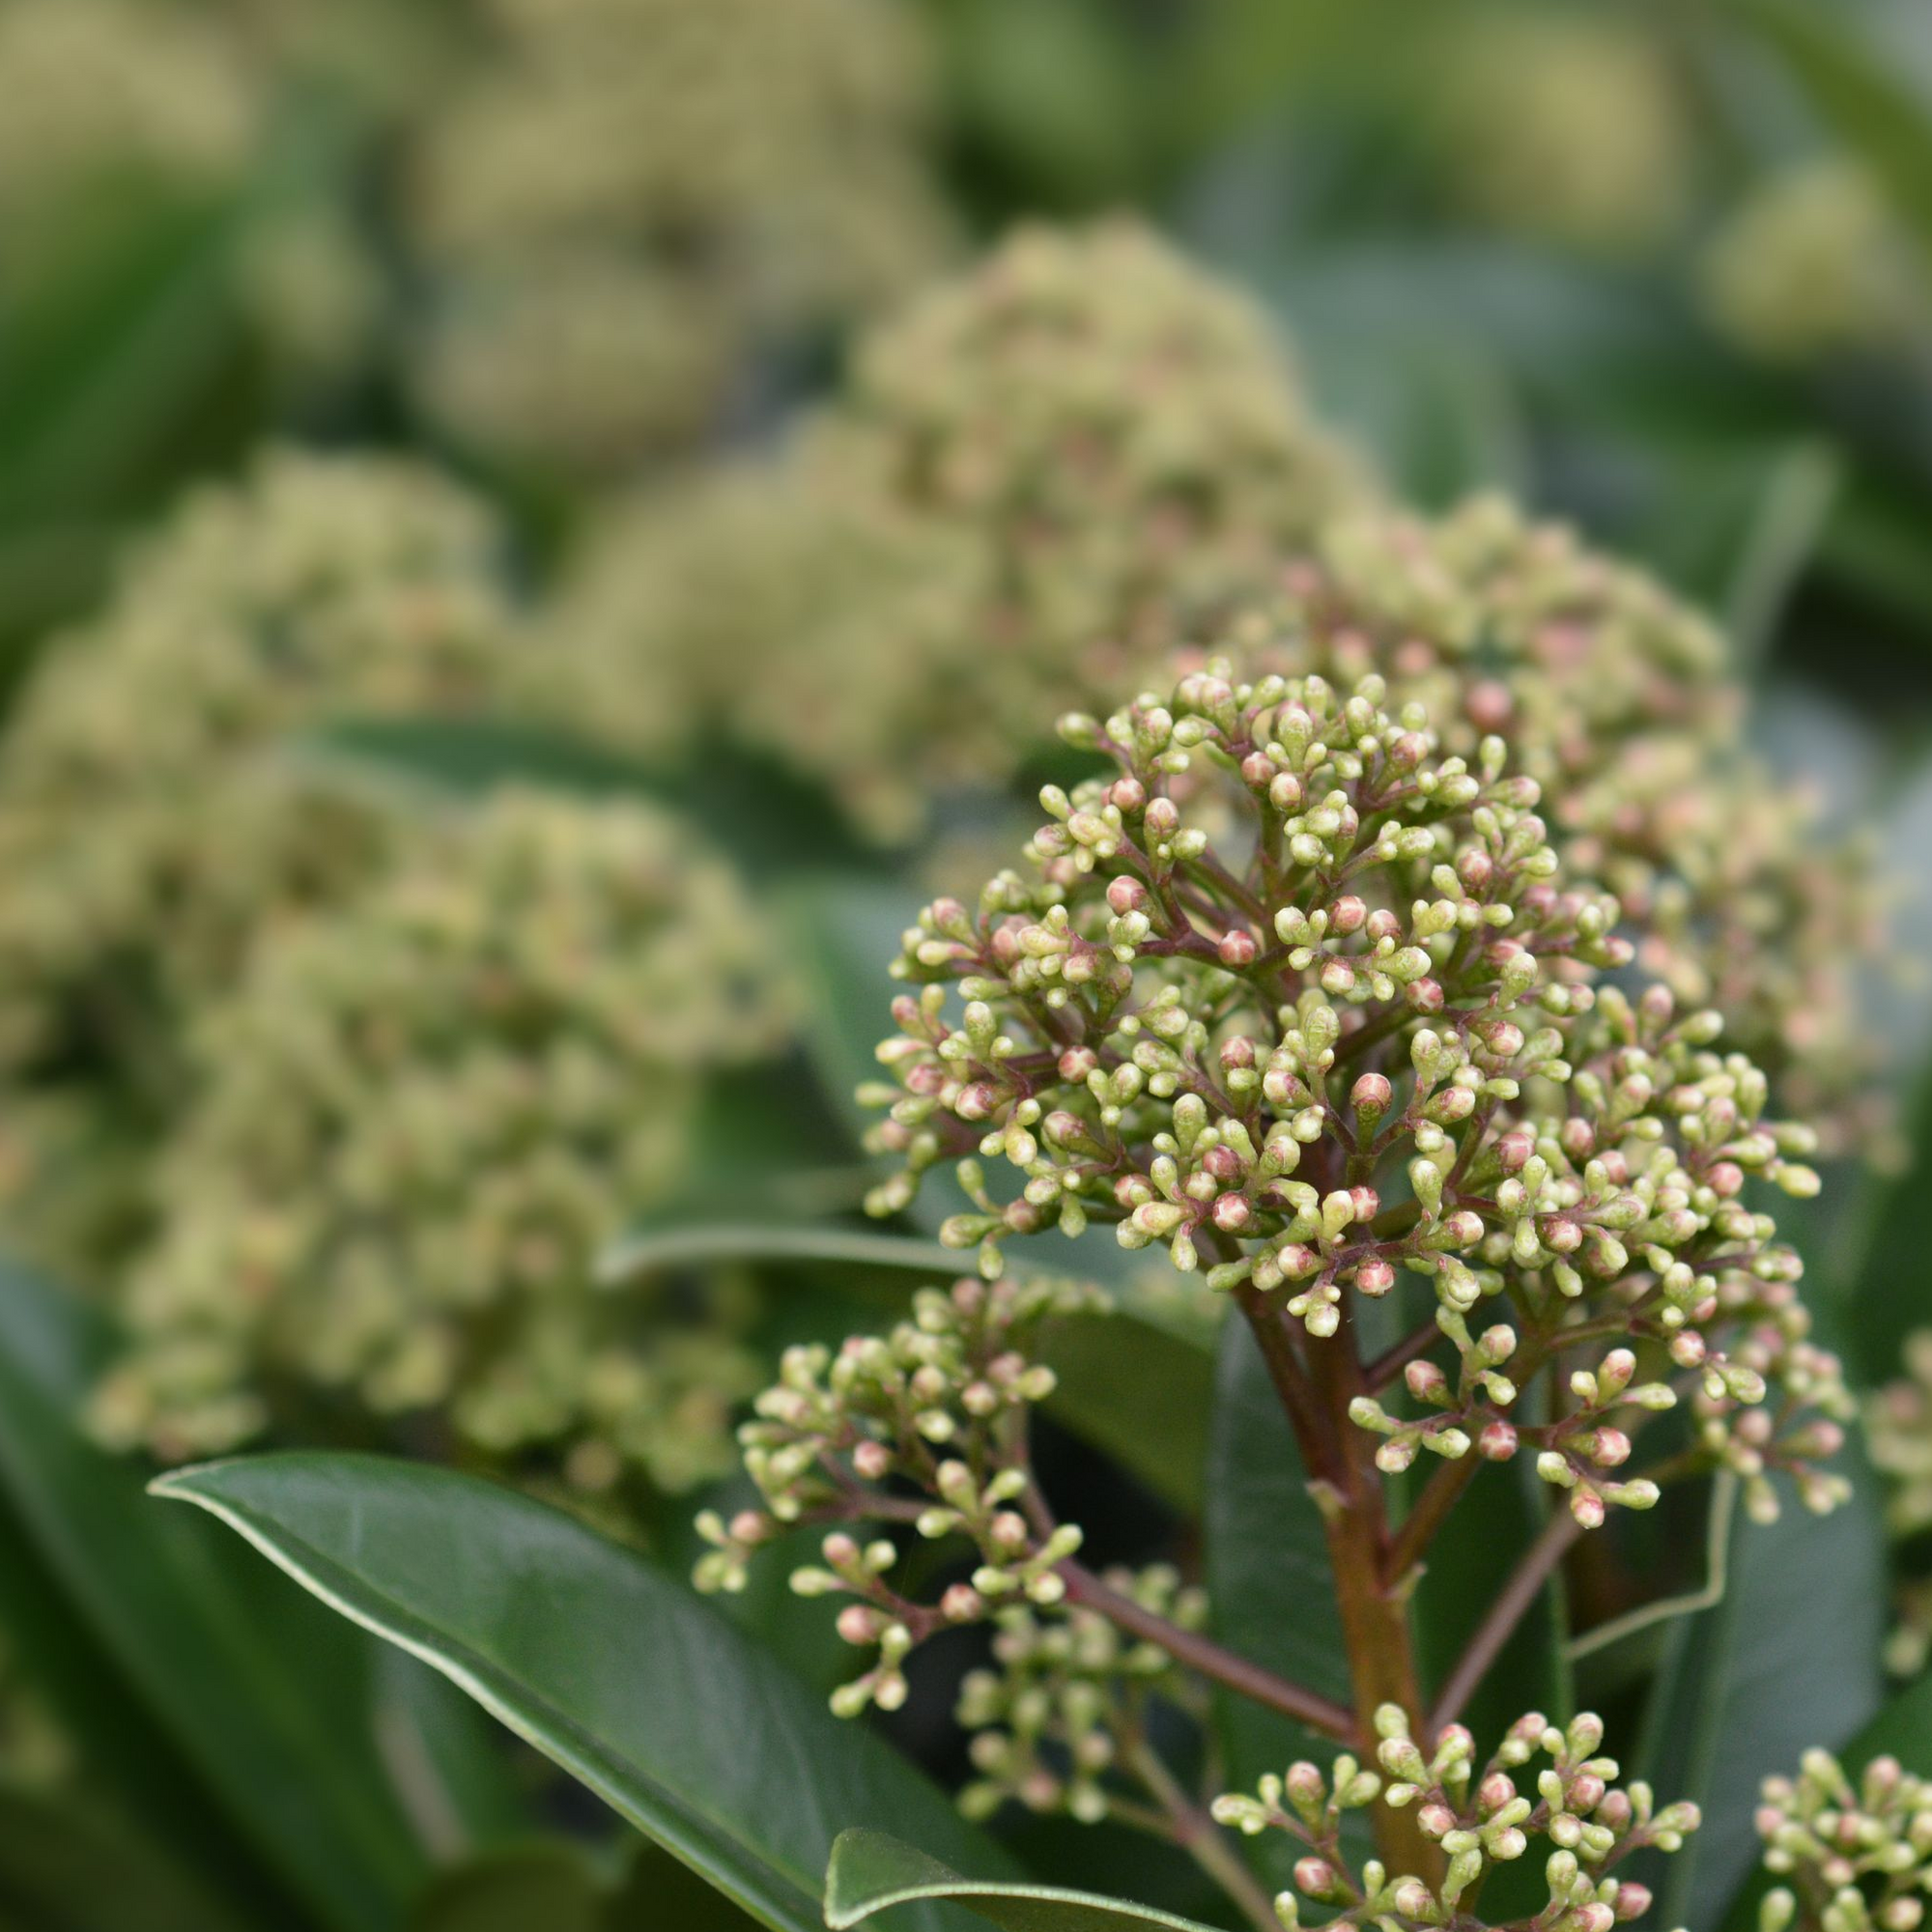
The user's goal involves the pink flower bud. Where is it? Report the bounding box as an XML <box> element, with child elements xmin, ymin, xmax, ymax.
<box><xmin>1059</xmin><ymin>1046</ymin><xmax>1099</xmax><ymax>1081</ymax></box>
<box><xmin>1293</xmin><ymin>1859</ymin><xmax>1337</xmax><ymax>1897</ymax></box>
<box><xmin>1418</xmin><ymin>1802</ymin><xmax>1457</xmax><ymax>1839</ymax></box>
<box><xmin>941</xmin><ymin>1584</ymin><xmax>984</xmax><ymax>1623</ymax></box>
<box><xmin>1355</xmin><ymin>1257</ymin><xmax>1396</xmax><ymax>1295</ymax></box>
<box><xmin>1351</xmin><ymin>1072</ymin><xmax>1394</xmax><ymax>1118</ymax></box>
<box><xmin>1615</xmin><ymin>1884</ymin><xmax>1652</xmax><ymax>1920</ymax></box>
<box><xmin>1407</xmin><ymin>978</ymin><xmax>1445</xmax><ymax>1013</ymax></box>
<box><xmin>852</xmin><ymin>1441</ymin><xmax>893</xmax><ymax>1481</ymax></box>
<box><xmin>1213</xmin><ymin>1193</ymin><xmax>1254</xmax><ymax>1233</ymax></box>
<box><xmin>823</xmin><ymin>1533</ymin><xmax>860</xmax><ymax>1568</ymax></box>
<box><xmin>1466</xmin><ymin>680</ymin><xmax>1513</xmax><ymax>732</ymax></box>
<box><xmin>1109</xmin><ymin>777</ymin><xmax>1147</xmax><ymax>812</ymax></box>
<box><xmin>1219</xmin><ymin>929</ymin><xmax>1259</xmax><ymax>968</ymax></box>
<box><xmin>1330</xmin><ymin>896</ymin><xmax>1367</xmax><ymax>935</ymax></box>
<box><xmin>1406</xmin><ymin>1360</ymin><xmax>1450</xmax><ymax>1401</ymax></box>
<box><xmin>1479</xmin><ymin>1421</ymin><xmax>1520</xmax><ymax>1461</ymax></box>
<box><xmin>838</xmin><ymin>1605</ymin><xmax>883</xmax><ymax>1644</ymax></box>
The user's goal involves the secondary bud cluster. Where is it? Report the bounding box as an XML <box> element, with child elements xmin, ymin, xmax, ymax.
<box><xmin>694</xmin><ymin>1275</ymin><xmax>1101</xmax><ymax>1715</ymax></box>
<box><xmin>1757</xmin><ymin>1749</ymin><xmax>1932</xmax><ymax>1932</ymax></box>
<box><xmin>1214</xmin><ymin>1706</ymin><xmax>1697</xmax><ymax>1932</ymax></box>
<box><xmin>865</xmin><ymin>661</ymin><xmax>1847</xmax><ymax>1523</ymax></box>
<box><xmin>89</xmin><ymin>791</ymin><xmax>792</xmax><ymax>1498</ymax></box>
<box><xmin>956</xmin><ymin>1566</ymin><xmax>1207</xmax><ymax>1825</ymax></box>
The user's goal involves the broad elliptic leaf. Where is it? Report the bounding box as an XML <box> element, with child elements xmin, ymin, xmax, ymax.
<box><xmin>1201</xmin><ymin>1319</ymin><xmax>1351</xmax><ymax>1889</ymax></box>
<box><xmin>1637</xmin><ymin>1450</ymin><xmax>1885</xmax><ymax>1932</ymax></box>
<box><xmin>0</xmin><ymin>1259</ymin><xmax>426</xmax><ymax>1930</ymax></box>
<box><xmin>824</xmin><ymin>1830</ymin><xmax>1222</xmax><ymax>1932</ymax></box>
<box><xmin>155</xmin><ymin>1453</ymin><xmax>1020</xmax><ymax>1932</ymax></box>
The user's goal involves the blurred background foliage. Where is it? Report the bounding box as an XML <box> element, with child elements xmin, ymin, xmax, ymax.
<box><xmin>1</xmin><ymin>0</ymin><xmax>1932</xmax><ymax>1928</ymax></box>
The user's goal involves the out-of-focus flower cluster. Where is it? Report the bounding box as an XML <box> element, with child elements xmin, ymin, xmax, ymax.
<box><xmin>1215</xmin><ymin>1706</ymin><xmax>1698</xmax><ymax>1932</ymax></box>
<box><xmin>402</xmin><ymin>0</ymin><xmax>950</xmax><ymax>477</ymax></box>
<box><xmin>694</xmin><ymin>1274</ymin><xmax>1099</xmax><ymax>1714</ymax></box>
<box><xmin>0</xmin><ymin>450</ymin><xmax>523</xmax><ymax>1274</ymax></box>
<box><xmin>1227</xmin><ymin>496</ymin><xmax>1885</xmax><ymax>1148</ymax></box>
<box><xmin>0</xmin><ymin>0</ymin><xmax>948</xmax><ymax>479</ymax></box>
<box><xmin>1864</xmin><ymin>1333</ymin><xmax>1932</xmax><ymax>1675</ymax></box>
<box><xmin>90</xmin><ymin>790</ymin><xmax>791</xmax><ymax>1496</ymax></box>
<box><xmin>1757</xmin><ymin>1748</ymin><xmax>1932</xmax><ymax>1932</ymax></box>
<box><xmin>866</xmin><ymin>661</ymin><xmax>1852</xmax><ymax>1526</ymax></box>
<box><xmin>1432</xmin><ymin>12</ymin><xmax>1693</xmax><ymax>258</ymax></box>
<box><xmin>0</xmin><ymin>0</ymin><xmax>259</xmax><ymax>257</ymax></box>
<box><xmin>550</xmin><ymin>220</ymin><xmax>1372</xmax><ymax>837</ymax></box>
<box><xmin>1702</xmin><ymin>161</ymin><xmax>1929</xmax><ymax>368</ymax></box>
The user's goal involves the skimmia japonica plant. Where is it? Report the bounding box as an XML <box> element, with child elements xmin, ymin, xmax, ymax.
<box><xmin>695</xmin><ymin>657</ymin><xmax>1863</xmax><ymax>1930</ymax></box>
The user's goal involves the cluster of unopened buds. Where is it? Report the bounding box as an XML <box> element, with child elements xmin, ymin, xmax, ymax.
<box><xmin>693</xmin><ymin>1275</ymin><xmax>1098</xmax><ymax>1715</ymax></box>
<box><xmin>862</xmin><ymin>663</ymin><xmax>1850</xmax><ymax>1525</ymax></box>
<box><xmin>1757</xmin><ymin>1749</ymin><xmax>1932</xmax><ymax>1932</ymax></box>
<box><xmin>1212</xmin><ymin>1707</ymin><xmax>1698</xmax><ymax>1932</ymax></box>
<box><xmin>956</xmin><ymin>1566</ymin><xmax>1207</xmax><ymax>1825</ymax></box>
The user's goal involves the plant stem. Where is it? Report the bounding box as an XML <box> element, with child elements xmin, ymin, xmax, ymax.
<box><xmin>1385</xmin><ymin>1455</ymin><xmax>1482</xmax><ymax>1582</ymax></box>
<box><xmin>1428</xmin><ymin>1506</ymin><xmax>1583</xmax><ymax>1732</ymax></box>
<box><xmin>1129</xmin><ymin>1738</ymin><xmax>1281</xmax><ymax>1932</ymax></box>
<box><xmin>1238</xmin><ymin>1289</ymin><xmax>1442</xmax><ymax>1883</ymax></box>
<box><xmin>1058</xmin><ymin>1560</ymin><xmax>1353</xmax><ymax>1741</ymax></box>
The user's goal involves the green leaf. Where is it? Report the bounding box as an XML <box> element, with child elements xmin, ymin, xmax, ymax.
<box><xmin>0</xmin><ymin>1260</ymin><xmax>428</xmax><ymax>1930</ymax></box>
<box><xmin>823</xmin><ymin>1830</ymin><xmax>1222</xmax><ymax>1932</ymax></box>
<box><xmin>154</xmin><ymin>1452</ymin><xmax>1021</xmax><ymax>1932</ymax></box>
<box><xmin>1201</xmin><ymin>1320</ymin><xmax>1350</xmax><ymax>1889</ymax></box>
<box><xmin>1637</xmin><ymin>1455</ymin><xmax>1885</xmax><ymax>1932</ymax></box>
<box><xmin>0</xmin><ymin>1783</ymin><xmax>253</xmax><ymax>1932</ymax></box>
<box><xmin>408</xmin><ymin>1843</ymin><xmax>605</xmax><ymax>1932</ymax></box>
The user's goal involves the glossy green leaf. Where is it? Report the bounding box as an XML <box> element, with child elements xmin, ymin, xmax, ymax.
<box><xmin>0</xmin><ymin>1783</ymin><xmax>251</xmax><ymax>1932</ymax></box>
<box><xmin>154</xmin><ymin>1452</ymin><xmax>1020</xmax><ymax>1932</ymax></box>
<box><xmin>823</xmin><ymin>1831</ymin><xmax>1221</xmax><ymax>1932</ymax></box>
<box><xmin>1201</xmin><ymin>1319</ymin><xmax>1350</xmax><ymax>1889</ymax></box>
<box><xmin>0</xmin><ymin>1260</ymin><xmax>427</xmax><ymax>1930</ymax></box>
<box><xmin>1637</xmin><ymin>1455</ymin><xmax>1885</xmax><ymax>1931</ymax></box>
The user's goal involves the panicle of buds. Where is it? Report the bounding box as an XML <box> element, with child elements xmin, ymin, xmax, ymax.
<box><xmin>1214</xmin><ymin>1706</ymin><xmax>1698</xmax><ymax>1932</ymax></box>
<box><xmin>1757</xmin><ymin>1748</ymin><xmax>1932</xmax><ymax>1932</ymax></box>
<box><xmin>957</xmin><ymin>1566</ymin><xmax>1208</xmax><ymax>1826</ymax></box>
<box><xmin>863</xmin><ymin>660</ymin><xmax>1847</xmax><ymax>1525</ymax></box>
<box><xmin>694</xmin><ymin>1275</ymin><xmax>1101</xmax><ymax>1715</ymax></box>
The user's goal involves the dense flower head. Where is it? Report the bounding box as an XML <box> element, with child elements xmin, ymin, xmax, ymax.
<box><xmin>90</xmin><ymin>789</ymin><xmax>791</xmax><ymax>1494</ymax></box>
<box><xmin>0</xmin><ymin>0</ymin><xmax>260</xmax><ymax>253</ymax></box>
<box><xmin>1756</xmin><ymin>1749</ymin><xmax>1932</xmax><ymax>1932</ymax></box>
<box><xmin>1244</xmin><ymin>496</ymin><xmax>1882</xmax><ymax>1145</ymax></box>
<box><xmin>1215</xmin><ymin>1706</ymin><xmax>1699</xmax><ymax>1932</ymax></box>
<box><xmin>0</xmin><ymin>451</ymin><xmax>526</xmax><ymax>1273</ymax></box>
<box><xmin>402</xmin><ymin>0</ymin><xmax>949</xmax><ymax>475</ymax></box>
<box><xmin>865</xmin><ymin>660</ymin><xmax>1851</xmax><ymax>1524</ymax></box>
<box><xmin>694</xmin><ymin>1273</ymin><xmax>1102</xmax><ymax>1713</ymax></box>
<box><xmin>1430</xmin><ymin>10</ymin><xmax>1692</xmax><ymax>256</ymax></box>
<box><xmin>548</xmin><ymin>220</ymin><xmax>1371</xmax><ymax>836</ymax></box>
<box><xmin>1702</xmin><ymin>160</ymin><xmax>1927</xmax><ymax>368</ymax></box>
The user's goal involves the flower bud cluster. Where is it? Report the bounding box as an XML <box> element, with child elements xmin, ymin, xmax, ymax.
<box><xmin>694</xmin><ymin>1274</ymin><xmax>1101</xmax><ymax>1715</ymax></box>
<box><xmin>1242</xmin><ymin>494</ymin><xmax>1883</xmax><ymax>1151</ymax></box>
<box><xmin>0</xmin><ymin>0</ymin><xmax>260</xmax><ymax>262</ymax></box>
<box><xmin>404</xmin><ymin>0</ymin><xmax>948</xmax><ymax>479</ymax></box>
<box><xmin>1757</xmin><ymin>1749</ymin><xmax>1932</xmax><ymax>1932</ymax></box>
<box><xmin>548</xmin><ymin>221</ymin><xmax>1371</xmax><ymax>837</ymax></box>
<box><xmin>1868</xmin><ymin>1333</ymin><xmax>1932</xmax><ymax>1540</ymax></box>
<box><xmin>1702</xmin><ymin>160</ymin><xmax>1927</xmax><ymax>368</ymax></box>
<box><xmin>1214</xmin><ymin>1706</ymin><xmax>1698</xmax><ymax>1932</ymax></box>
<box><xmin>89</xmin><ymin>789</ymin><xmax>792</xmax><ymax>1497</ymax></box>
<box><xmin>865</xmin><ymin>660</ymin><xmax>1847</xmax><ymax>1523</ymax></box>
<box><xmin>956</xmin><ymin>1566</ymin><xmax>1207</xmax><ymax>1825</ymax></box>
<box><xmin>0</xmin><ymin>451</ymin><xmax>526</xmax><ymax>1279</ymax></box>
